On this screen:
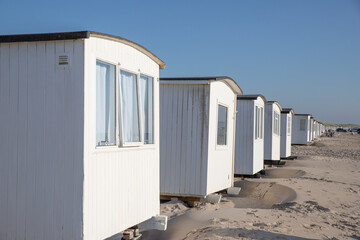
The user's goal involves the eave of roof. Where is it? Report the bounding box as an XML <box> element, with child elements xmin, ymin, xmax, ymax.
<box><xmin>266</xmin><ymin>101</ymin><xmax>282</xmax><ymax>111</ymax></box>
<box><xmin>0</xmin><ymin>31</ymin><xmax>166</xmax><ymax>69</ymax></box>
<box><xmin>159</xmin><ymin>76</ymin><xmax>243</xmax><ymax>94</ymax></box>
<box><xmin>237</xmin><ymin>94</ymin><xmax>267</xmax><ymax>103</ymax></box>
<box><xmin>281</xmin><ymin>108</ymin><xmax>294</xmax><ymax>115</ymax></box>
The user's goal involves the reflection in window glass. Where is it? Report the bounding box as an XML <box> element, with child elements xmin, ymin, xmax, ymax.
<box><xmin>140</xmin><ymin>74</ymin><xmax>154</xmax><ymax>144</ymax></box>
<box><xmin>96</xmin><ymin>61</ymin><xmax>116</xmax><ymax>146</ymax></box>
<box><xmin>217</xmin><ymin>105</ymin><xmax>228</xmax><ymax>145</ymax></box>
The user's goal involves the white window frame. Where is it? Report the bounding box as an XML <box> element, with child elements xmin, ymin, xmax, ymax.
<box><xmin>216</xmin><ymin>101</ymin><xmax>229</xmax><ymax>149</ymax></box>
<box><xmin>273</xmin><ymin>111</ymin><xmax>280</xmax><ymax>136</ymax></box>
<box><xmin>255</xmin><ymin>105</ymin><xmax>263</xmax><ymax>140</ymax></box>
<box><xmin>94</xmin><ymin>57</ymin><xmax>155</xmax><ymax>148</ymax></box>
<box><xmin>287</xmin><ymin>115</ymin><xmax>291</xmax><ymax>135</ymax></box>
<box><xmin>139</xmin><ymin>73</ymin><xmax>155</xmax><ymax>145</ymax></box>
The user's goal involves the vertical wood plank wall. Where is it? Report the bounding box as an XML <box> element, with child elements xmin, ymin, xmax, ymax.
<box><xmin>207</xmin><ymin>81</ymin><xmax>236</xmax><ymax>194</ymax></box>
<box><xmin>83</xmin><ymin>37</ymin><xmax>160</xmax><ymax>240</ymax></box>
<box><xmin>291</xmin><ymin>115</ymin><xmax>309</xmax><ymax>145</ymax></box>
<box><xmin>234</xmin><ymin>100</ymin><xmax>255</xmax><ymax>174</ymax></box>
<box><xmin>280</xmin><ymin>113</ymin><xmax>292</xmax><ymax>157</ymax></box>
<box><xmin>253</xmin><ymin>98</ymin><xmax>265</xmax><ymax>173</ymax></box>
<box><xmin>0</xmin><ymin>40</ymin><xmax>84</xmax><ymax>240</ymax></box>
<box><xmin>159</xmin><ymin>84</ymin><xmax>210</xmax><ymax>197</ymax></box>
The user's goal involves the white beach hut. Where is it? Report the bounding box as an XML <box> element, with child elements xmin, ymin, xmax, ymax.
<box><xmin>280</xmin><ymin>108</ymin><xmax>294</xmax><ymax>159</ymax></box>
<box><xmin>310</xmin><ymin>117</ymin><xmax>315</xmax><ymax>141</ymax></box>
<box><xmin>0</xmin><ymin>31</ymin><xmax>166</xmax><ymax>240</ymax></box>
<box><xmin>159</xmin><ymin>77</ymin><xmax>242</xmax><ymax>197</ymax></box>
<box><xmin>291</xmin><ymin>114</ymin><xmax>312</xmax><ymax>145</ymax></box>
<box><xmin>234</xmin><ymin>95</ymin><xmax>267</xmax><ymax>175</ymax></box>
<box><xmin>264</xmin><ymin>101</ymin><xmax>282</xmax><ymax>164</ymax></box>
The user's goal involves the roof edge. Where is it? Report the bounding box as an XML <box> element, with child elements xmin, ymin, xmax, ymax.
<box><xmin>159</xmin><ymin>76</ymin><xmax>243</xmax><ymax>94</ymax></box>
<box><xmin>0</xmin><ymin>31</ymin><xmax>166</xmax><ymax>69</ymax></box>
<box><xmin>237</xmin><ymin>94</ymin><xmax>267</xmax><ymax>103</ymax></box>
<box><xmin>267</xmin><ymin>101</ymin><xmax>282</xmax><ymax>111</ymax></box>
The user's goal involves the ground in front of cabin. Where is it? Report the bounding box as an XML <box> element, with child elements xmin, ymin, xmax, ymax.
<box><xmin>143</xmin><ymin>132</ymin><xmax>360</xmax><ymax>240</ymax></box>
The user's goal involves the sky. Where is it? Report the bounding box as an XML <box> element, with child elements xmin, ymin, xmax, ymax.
<box><xmin>1</xmin><ymin>0</ymin><xmax>359</xmax><ymax>124</ymax></box>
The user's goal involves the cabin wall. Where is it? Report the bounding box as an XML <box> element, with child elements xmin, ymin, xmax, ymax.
<box><xmin>159</xmin><ymin>83</ymin><xmax>209</xmax><ymax>197</ymax></box>
<box><xmin>207</xmin><ymin>81</ymin><xmax>235</xmax><ymax>194</ymax></box>
<box><xmin>234</xmin><ymin>100</ymin><xmax>255</xmax><ymax>174</ymax></box>
<box><xmin>264</xmin><ymin>104</ymin><xmax>273</xmax><ymax>160</ymax></box>
<box><xmin>280</xmin><ymin>113</ymin><xmax>292</xmax><ymax>158</ymax></box>
<box><xmin>253</xmin><ymin>98</ymin><xmax>265</xmax><ymax>173</ymax></box>
<box><xmin>0</xmin><ymin>40</ymin><xmax>84</xmax><ymax>240</ymax></box>
<box><xmin>83</xmin><ymin>37</ymin><xmax>160</xmax><ymax>240</ymax></box>
<box><xmin>292</xmin><ymin>116</ymin><xmax>308</xmax><ymax>145</ymax></box>
<box><xmin>271</xmin><ymin>105</ymin><xmax>281</xmax><ymax>160</ymax></box>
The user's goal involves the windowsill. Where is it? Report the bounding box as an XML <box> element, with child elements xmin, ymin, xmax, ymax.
<box><xmin>93</xmin><ymin>144</ymin><xmax>157</xmax><ymax>154</ymax></box>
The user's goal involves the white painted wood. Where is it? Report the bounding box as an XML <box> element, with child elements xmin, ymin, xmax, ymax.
<box><xmin>264</xmin><ymin>102</ymin><xmax>282</xmax><ymax>161</ymax></box>
<box><xmin>291</xmin><ymin>114</ymin><xmax>311</xmax><ymax>145</ymax></box>
<box><xmin>83</xmin><ymin>36</ymin><xmax>161</xmax><ymax>240</ymax></box>
<box><xmin>234</xmin><ymin>96</ymin><xmax>265</xmax><ymax>175</ymax></box>
<box><xmin>280</xmin><ymin>111</ymin><xmax>293</xmax><ymax>158</ymax></box>
<box><xmin>159</xmin><ymin>79</ymin><xmax>240</xmax><ymax>197</ymax></box>
<box><xmin>0</xmin><ymin>33</ymin><xmax>163</xmax><ymax>240</ymax></box>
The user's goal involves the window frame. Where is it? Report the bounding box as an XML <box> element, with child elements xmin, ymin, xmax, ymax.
<box><xmin>255</xmin><ymin>105</ymin><xmax>263</xmax><ymax>140</ymax></box>
<box><xmin>300</xmin><ymin>119</ymin><xmax>306</xmax><ymax>131</ymax></box>
<box><xmin>94</xmin><ymin>57</ymin><xmax>156</xmax><ymax>149</ymax></box>
<box><xmin>287</xmin><ymin>115</ymin><xmax>291</xmax><ymax>135</ymax></box>
<box><xmin>95</xmin><ymin>59</ymin><xmax>118</xmax><ymax>147</ymax></box>
<box><xmin>139</xmin><ymin>73</ymin><xmax>155</xmax><ymax>145</ymax></box>
<box><xmin>273</xmin><ymin>111</ymin><xmax>280</xmax><ymax>136</ymax></box>
<box><xmin>216</xmin><ymin>102</ymin><xmax>229</xmax><ymax>148</ymax></box>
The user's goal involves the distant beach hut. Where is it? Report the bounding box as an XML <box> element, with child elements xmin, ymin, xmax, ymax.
<box><xmin>159</xmin><ymin>77</ymin><xmax>242</xmax><ymax>198</ymax></box>
<box><xmin>280</xmin><ymin>108</ymin><xmax>294</xmax><ymax>159</ymax></box>
<box><xmin>0</xmin><ymin>31</ymin><xmax>167</xmax><ymax>240</ymax></box>
<box><xmin>234</xmin><ymin>95</ymin><xmax>267</xmax><ymax>175</ymax></box>
<box><xmin>310</xmin><ymin>117</ymin><xmax>315</xmax><ymax>141</ymax></box>
<box><xmin>264</xmin><ymin>101</ymin><xmax>282</xmax><ymax>164</ymax></box>
<box><xmin>291</xmin><ymin>114</ymin><xmax>312</xmax><ymax>145</ymax></box>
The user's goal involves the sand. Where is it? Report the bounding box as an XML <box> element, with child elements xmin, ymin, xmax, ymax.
<box><xmin>143</xmin><ymin>132</ymin><xmax>360</xmax><ymax>239</ymax></box>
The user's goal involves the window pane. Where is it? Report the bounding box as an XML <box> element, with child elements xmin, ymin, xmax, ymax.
<box><xmin>255</xmin><ymin>107</ymin><xmax>258</xmax><ymax>139</ymax></box>
<box><xmin>96</xmin><ymin>61</ymin><xmax>116</xmax><ymax>146</ymax></box>
<box><xmin>217</xmin><ymin>105</ymin><xmax>228</xmax><ymax>145</ymax></box>
<box><xmin>120</xmin><ymin>71</ymin><xmax>140</xmax><ymax>143</ymax></box>
<box><xmin>300</xmin><ymin>119</ymin><xmax>306</xmax><ymax>131</ymax></box>
<box><xmin>288</xmin><ymin>116</ymin><xmax>291</xmax><ymax>134</ymax></box>
<box><xmin>260</xmin><ymin>107</ymin><xmax>263</xmax><ymax>139</ymax></box>
<box><xmin>140</xmin><ymin>74</ymin><xmax>154</xmax><ymax>144</ymax></box>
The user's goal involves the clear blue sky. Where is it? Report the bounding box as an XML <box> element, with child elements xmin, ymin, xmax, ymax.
<box><xmin>1</xmin><ymin>0</ymin><xmax>359</xmax><ymax>124</ymax></box>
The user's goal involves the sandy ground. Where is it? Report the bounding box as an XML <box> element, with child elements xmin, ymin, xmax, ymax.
<box><xmin>143</xmin><ymin>132</ymin><xmax>360</xmax><ymax>240</ymax></box>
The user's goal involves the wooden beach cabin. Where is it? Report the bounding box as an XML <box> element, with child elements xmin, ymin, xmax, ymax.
<box><xmin>291</xmin><ymin>114</ymin><xmax>312</xmax><ymax>145</ymax></box>
<box><xmin>159</xmin><ymin>77</ymin><xmax>242</xmax><ymax>198</ymax></box>
<box><xmin>0</xmin><ymin>31</ymin><xmax>167</xmax><ymax>240</ymax></box>
<box><xmin>310</xmin><ymin>117</ymin><xmax>315</xmax><ymax>141</ymax></box>
<box><xmin>264</xmin><ymin>101</ymin><xmax>282</xmax><ymax>164</ymax></box>
<box><xmin>280</xmin><ymin>108</ymin><xmax>294</xmax><ymax>159</ymax></box>
<box><xmin>234</xmin><ymin>95</ymin><xmax>267</xmax><ymax>175</ymax></box>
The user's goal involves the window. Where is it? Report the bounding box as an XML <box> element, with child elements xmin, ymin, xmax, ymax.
<box><xmin>120</xmin><ymin>71</ymin><xmax>141</xmax><ymax>143</ymax></box>
<box><xmin>95</xmin><ymin>60</ymin><xmax>155</xmax><ymax>147</ymax></box>
<box><xmin>217</xmin><ymin>104</ymin><xmax>228</xmax><ymax>145</ymax></box>
<box><xmin>255</xmin><ymin>106</ymin><xmax>264</xmax><ymax>140</ymax></box>
<box><xmin>273</xmin><ymin>112</ymin><xmax>280</xmax><ymax>135</ymax></box>
<box><xmin>140</xmin><ymin>74</ymin><xmax>154</xmax><ymax>144</ymax></box>
<box><xmin>300</xmin><ymin>119</ymin><xmax>306</xmax><ymax>131</ymax></box>
<box><xmin>96</xmin><ymin>61</ymin><xmax>116</xmax><ymax>146</ymax></box>
<box><xmin>260</xmin><ymin>107</ymin><xmax>263</xmax><ymax>138</ymax></box>
<box><xmin>287</xmin><ymin>116</ymin><xmax>291</xmax><ymax>135</ymax></box>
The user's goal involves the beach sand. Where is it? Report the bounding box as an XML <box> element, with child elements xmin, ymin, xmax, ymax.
<box><xmin>143</xmin><ymin>132</ymin><xmax>360</xmax><ymax>239</ymax></box>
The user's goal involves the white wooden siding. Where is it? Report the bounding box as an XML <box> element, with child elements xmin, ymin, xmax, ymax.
<box><xmin>207</xmin><ymin>81</ymin><xmax>235</xmax><ymax>194</ymax></box>
<box><xmin>234</xmin><ymin>97</ymin><xmax>264</xmax><ymax>175</ymax></box>
<box><xmin>264</xmin><ymin>103</ymin><xmax>281</xmax><ymax>160</ymax></box>
<box><xmin>160</xmin><ymin>84</ymin><xmax>210</xmax><ymax>196</ymax></box>
<box><xmin>0</xmin><ymin>40</ymin><xmax>84</xmax><ymax>240</ymax></box>
<box><xmin>280</xmin><ymin>113</ymin><xmax>292</xmax><ymax>158</ymax></box>
<box><xmin>83</xmin><ymin>37</ymin><xmax>160</xmax><ymax>240</ymax></box>
<box><xmin>291</xmin><ymin>115</ymin><xmax>310</xmax><ymax>145</ymax></box>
